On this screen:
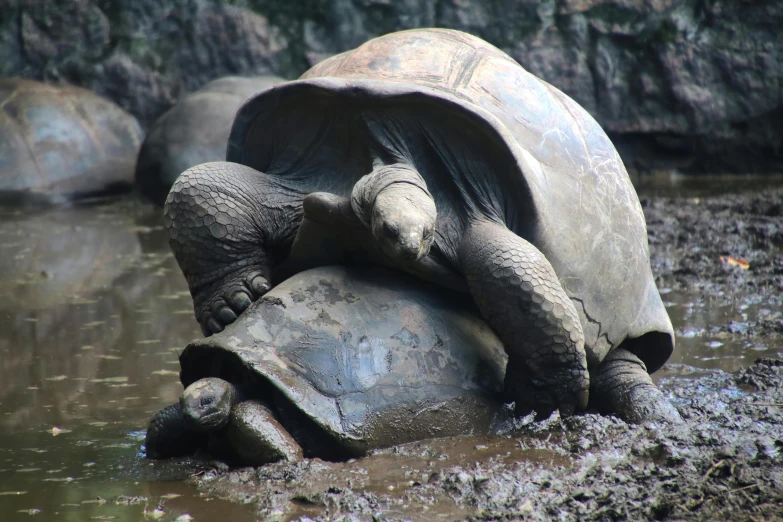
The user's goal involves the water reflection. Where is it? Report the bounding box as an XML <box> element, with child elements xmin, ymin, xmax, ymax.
<box><xmin>0</xmin><ymin>199</ymin><xmax>196</xmax><ymax>432</ymax></box>
<box><xmin>0</xmin><ymin>197</ymin><xmax>259</xmax><ymax>520</ymax></box>
<box><xmin>633</xmin><ymin>174</ymin><xmax>783</xmax><ymax>379</ymax></box>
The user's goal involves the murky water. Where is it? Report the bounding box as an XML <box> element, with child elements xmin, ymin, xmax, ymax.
<box><xmin>657</xmin><ymin>287</ymin><xmax>782</xmax><ymax>379</ymax></box>
<box><xmin>630</xmin><ymin>171</ymin><xmax>783</xmax><ymax>198</ymax></box>
<box><xmin>0</xmin><ymin>199</ymin><xmax>256</xmax><ymax>520</ymax></box>
<box><xmin>1</xmin><ymin>177</ymin><xmax>781</xmax><ymax>520</ymax></box>
<box><xmin>634</xmin><ymin>171</ymin><xmax>783</xmax><ymax>381</ymax></box>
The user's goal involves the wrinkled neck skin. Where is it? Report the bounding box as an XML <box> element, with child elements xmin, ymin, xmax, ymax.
<box><xmin>352</xmin><ymin>164</ymin><xmax>437</xmax><ymax>265</ymax></box>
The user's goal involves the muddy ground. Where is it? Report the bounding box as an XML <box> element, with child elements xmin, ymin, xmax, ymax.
<box><xmin>191</xmin><ymin>187</ymin><xmax>783</xmax><ymax>521</ymax></box>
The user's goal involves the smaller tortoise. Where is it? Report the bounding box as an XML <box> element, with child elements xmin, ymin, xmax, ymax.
<box><xmin>0</xmin><ymin>78</ymin><xmax>143</xmax><ymax>202</ymax></box>
<box><xmin>136</xmin><ymin>76</ymin><xmax>283</xmax><ymax>205</ymax></box>
<box><xmin>146</xmin><ymin>265</ymin><xmax>508</xmax><ymax>464</ymax></box>
<box><xmin>147</xmin><ymin>265</ymin><xmax>679</xmax><ymax>465</ymax></box>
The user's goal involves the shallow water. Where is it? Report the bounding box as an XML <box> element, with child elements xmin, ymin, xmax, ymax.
<box><xmin>657</xmin><ymin>287</ymin><xmax>783</xmax><ymax>380</ymax></box>
<box><xmin>0</xmin><ymin>199</ymin><xmax>256</xmax><ymax>520</ymax></box>
<box><xmin>634</xmin><ymin>171</ymin><xmax>783</xmax><ymax>380</ymax></box>
<box><xmin>630</xmin><ymin>171</ymin><xmax>783</xmax><ymax>198</ymax></box>
<box><xmin>0</xmin><ymin>177</ymin><xmax>781</xmax><ymax>520</ymax></box>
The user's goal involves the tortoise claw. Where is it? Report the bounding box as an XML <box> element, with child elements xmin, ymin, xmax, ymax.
<box><xmin>195</xmin><ymin>268</ymin><xmax>273</xmax><ymax>336</ymax></box>
<box><xmin>207</xmin><ymin>317</ymin><xmax>224</xmax><ymax>334</ymax></box>
<box><xmin>250</xmin><ymin>275</ymin><xmax>270</xmax><ymax>296</ymax></box>
<box><xmin>217</xmin><ymin>306</ymin><xmax>237</xmax><ymax>324</ymax></box>
<box><xmin>228</xmin><ymin>291</ymin><xmax>252</xmax><ymax>314</ymax></box>
<box><xmin>505</xmin><ymin>359</ymin><xmax>589</xmax><ymax>420</ymax></box>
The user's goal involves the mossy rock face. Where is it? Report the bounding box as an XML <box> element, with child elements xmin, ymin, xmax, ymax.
<box><xmin>0</xmin><ymin>78</ymin><xmax>143</xmax><ymax>202</ymax></box>
<box><xmin>2</xmin><ymin>0</ymin><xmax>782</xmax><ymax>173</ymax></box>
<box><xmin>135</xmin><ymin>76</ymin><xmax>284</xmax><ymax>205</ymax></box>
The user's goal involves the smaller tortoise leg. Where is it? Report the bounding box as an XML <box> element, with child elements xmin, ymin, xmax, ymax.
<box><xmin>145</xmin><ymin>403</ymin><xmax>207</xmax><ymax>459</ymax></box>
<box><xmin>460</xmin><ymin>219</ymin><xmax>589</xmax><ymax>418</ymax></box>
<box><xmin>164</xmin><ymin>161</ymin><xmax>303</xmax><ymax>335</ymax></box>
<box><xmin>223</xmin><ymin>401</ymin><xmax>303</xmax><ymax>466</ymax></box>
<box><xmin>590</xmin><ymin>348</ymin><xmax>682</xmax><ymax>424</ymax></box>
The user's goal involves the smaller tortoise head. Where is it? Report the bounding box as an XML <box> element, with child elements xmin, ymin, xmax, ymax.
<box><xmin>371</xmin><ymin>181</ymin><xmax>436</xmax><ymax>266</ymax></box>
<box><xmin>180</xmin><ymin>377</ymin><xmax>238</xmax><ymax>432</ymax></box>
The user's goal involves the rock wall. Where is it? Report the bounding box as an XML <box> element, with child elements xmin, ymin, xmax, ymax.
<box><xmin>2</xmin><ymin>0</ymin><xmax>781</xmax><ymax>173</ymax></box>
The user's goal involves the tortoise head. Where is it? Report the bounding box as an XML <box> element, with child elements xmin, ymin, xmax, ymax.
<box><xmin>180</xmin><ymin>377</ymin><xmax>237</xmax><ymax>432</ymax></box>
<box><xmin>371</xmin><ymin>183</ymin><xmax>436</xmax><ymax>265</ymax></box>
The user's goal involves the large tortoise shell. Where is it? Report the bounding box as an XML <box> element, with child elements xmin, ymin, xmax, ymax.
<box><xmin>228</xmin><ymin>28</ymin><xmax>674</xmax><ymax>372</ymax></box>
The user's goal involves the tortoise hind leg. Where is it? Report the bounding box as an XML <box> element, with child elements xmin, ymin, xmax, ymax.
<box><xmin>145</xmin><ymin>403</ymin><xmax>207</xmax><ymax>458</ymax></box>
<box><xmin>164</xmin><ymin>161</ymin><xmax>304</xmax><ymax>335</ymax></box>
<box><xmin>590</xmin><ymin>348</ymin><xmax>682</xmax><ymax>423</ymax></box>
<box><xmin>460</xmin><ymin>219</ymin><xmax>589</xmax><ymax>418</ymax></box>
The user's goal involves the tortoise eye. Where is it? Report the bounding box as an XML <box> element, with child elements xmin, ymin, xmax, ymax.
<box><xmin>383</xmin><ymin>221</ymin><xmax>399</xmax><ymax>238</ymax></box>
<box><xmin>200</xmin><ymin>396</ymin><xmax>214</xmax><ymax>408</ymax></box>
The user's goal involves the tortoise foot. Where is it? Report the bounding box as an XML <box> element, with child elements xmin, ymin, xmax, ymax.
<box><xmin>164</xmin><ymin>161</ymin><xmax>295</xmax><ymax>336</ymax></box>
<box><xmin>505</xmin><ymin>358</ymin><xmax>589</xmax><ymax>419</ymax></box>
<box><xmin>193</xmin><ymin>268</ymin><xmax>270</xmax><ymax>336</ymax></box>
<box><xmin>146</xmin><ymin>403</ymin><xmax>207</xmax><ymax>459</ymax></box>
<box><xmin>590</xmin><ymin>348</ymin><xmax>682</xmax><ymax>424</ymax></box>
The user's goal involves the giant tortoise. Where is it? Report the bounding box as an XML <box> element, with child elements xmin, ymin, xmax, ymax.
<box><xmin>135</xmin><ymin>76</ymin><xmax>284</xmax><ymax>205</ymax></box>
<box><xmin>163</xmin><ymin>28</ymin><xmax>678</xmax><ymax>422</ymax></box>
<box><xmin>0</xmin><ymin>78</ymin><xmax>143</xmax><ymax>202</ymax></box>
<box><xmin>146</xmin><ymin>265</ymin><xmax>508</xmax><ymax>463</ymax></box>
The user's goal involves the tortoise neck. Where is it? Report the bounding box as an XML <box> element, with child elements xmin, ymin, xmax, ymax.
<box><xmin>351</xmin><ymin>162</ymin><xmax>431</xmax><ymax>227</ymax></box>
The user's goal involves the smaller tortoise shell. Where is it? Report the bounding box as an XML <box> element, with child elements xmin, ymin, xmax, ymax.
<box><xmin>179</xmin><ymin>265</ymin><xmax>507</xmax><ymax>458</ymax></box>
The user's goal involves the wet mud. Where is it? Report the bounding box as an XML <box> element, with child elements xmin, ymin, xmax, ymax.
<box><xmin>192</xmin><ymin>185</ymin><xmax>783</xmax><ymax>521</ymax></box>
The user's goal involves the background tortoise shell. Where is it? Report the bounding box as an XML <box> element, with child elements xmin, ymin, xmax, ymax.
<box><xmin>0</xmin><ymin>78</ymin><xmax>142</xmax><ymax>201</ymax></box>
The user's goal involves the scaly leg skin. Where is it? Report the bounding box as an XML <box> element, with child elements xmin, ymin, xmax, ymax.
<box><xmin>145</xmin><ymin>403</ymin><xmax>207</xmax><ymax>459</ymax></box>
<box><xmin>590</xmin><ymin>348</ymin><xmax>682</xmax><ymax>424</ymax></box>
<box><xmin>164</xmin><ymin>162</ymin><xmax>303</xmax><ymax>335</ymax></box>
<box><xmin>460</xmin><ymin>219</ymin><xmax>589</xmax><ymax>418</ymax></box>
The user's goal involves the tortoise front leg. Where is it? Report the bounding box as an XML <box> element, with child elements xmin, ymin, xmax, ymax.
<box><xmin>590</xmin><ymin>348</ymin><xmax>682</xmax><ymax>423</ymax></box>
<box><xmin>223</xmin><ymin>401</ymin><xmax>303</xmax><ymax>465</ymax></box>
<box><xmin>460</xmin><ymin>219</ymin><xmax>589</xmax><ymax>418</ymax></box>
<box><xmin>285</xmin><ymin>192</ymin><xmax>372</xmax><ymax>273</ymax></box>
<box><xmin>145</xmin><ymin>403</ymin><xmax>207</xmax><ymax>459</ymax></box>
<box><xmin>164</xmin><ymin>161</ymin><xmax>304</xmax><ymax>335</ymax></box>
